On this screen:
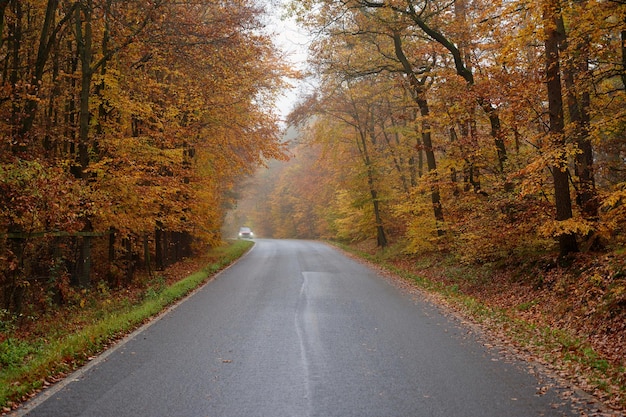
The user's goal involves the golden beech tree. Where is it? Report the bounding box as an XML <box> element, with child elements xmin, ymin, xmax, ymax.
<box><xmin>541</xmin><ymin>0</ymin><xmax>579</xmax><ymax>256</ymax></box>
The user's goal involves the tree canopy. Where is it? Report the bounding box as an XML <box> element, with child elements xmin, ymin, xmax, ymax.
<box><xmin>1</xmin><ymin>0</ymin><xmax>289</xmax><ymax>311</ymax></box>
<box><xmin>250</xmin><ymin>0</ymin><xmax>626</xmax><ymax>262</ymax></box>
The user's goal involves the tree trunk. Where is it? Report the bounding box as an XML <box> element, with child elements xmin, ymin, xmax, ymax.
<box><xmin>381</xmin><ymin>119</ymin><xmax>410</xmax><ymax>195</ymax></box>
<box><xmin>73</xmin><ymin>226</ymin><xmax>93</xmax><ymax>288</ymax></box>
<box><xmin>5</xmin><ymin>226</ymin><xmax>24</xmax><ymax>312</ymax></box>
<box><xmin>370</xmin><ymin>185</ymin><xmax>388</xmax><ymax>248</ymax></box>
<box><xmin>416</xmin><ymin>97</ymin><xmax>445</xmax><ymax>236</ymax></box>
<box><xmin>356</xmin><ymin>126</ymin><xmax>388</xmax><ymax>248</ymax></box>
<box><xmin>75</xmin><ymin>0</ymin><xmax>94</xmax><ymax>177</ymax></box>
<box><xmin>392</xmin><ymin>32</ymin><xmax>445</xmax><ymax>235</ymax></box>
<box><xmin>366</xmin><ymin>163</ymin><xmax>388</xmax><ymax>248</ymax></box>
<box><xmin>71</xmin><ymin>0</ymin><xmax>97</xmax><ymax>287</ymax></box>
<box><xmin>9</xmin><ymin>0</ymin><xmax>22</xmax><ymax>153</ymax></box>
<box><xmin>544</xmin><ymin>0</ymin><xmax>578</xmax><ymax>256</ymax></box>
<box><xmin>94</xmin><ymin>0</ymin><xmax>112</xmax><ymax>153</ymax></box>
<box><xmin>143</xmin><ymin>234</ymin><xmax>152</xmax><ymax>277</ymax></box>
<box><xmin>20</xmin><ymin>0</ymin><xmax>61</xmax><ymax>137</ymax></box>
<box><xmin>64</xmin><ymin>39</ymin><xmax>79</xmax><ymax>156</ymax></box>
<box><xmin>0</xmin><ymin>1</ymin><xmax>10</xmax><ymax>52</ymax></box>
<box><xmin>621</xmin><ymin>27</ymin><xmax>626</xmax><ymax>91</ymax></box>
<box><xmin>556</xmin><ymin>7</ymin><xmax>598</xmax><ymax>222</ymax></box>
<box><xmin>75</xmin><ymin>234</ymin><xmax>92</xmax><ymax>288</ymax></box>
<box><xmin>155</xmin><ymin>221</ymin><xmax>165</xmax><ymax>270</ymax></box>
<box><xmin>44</xmin><ymin>46</ymin><xmax>61</xmax><ymax>154</ymax></box>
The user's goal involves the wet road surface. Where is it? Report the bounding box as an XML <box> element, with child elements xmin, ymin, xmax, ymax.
<box><xmin>16</xmin><ymin>239</ymin><xmax>593</xmax><ymax>416</ymax></box>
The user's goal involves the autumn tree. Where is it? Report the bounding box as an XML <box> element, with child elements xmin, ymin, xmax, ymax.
<box><xmin>541</xmin><ymin>0</ymin><xmax>579</xmax><ymax>256</ymax></box>
<box><xmin>310</xmin><ymin>78</ymin><xmax>394</xmax><ymax>247</ymax></box>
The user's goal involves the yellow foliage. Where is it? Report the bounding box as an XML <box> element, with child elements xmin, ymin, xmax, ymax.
<box><xmin>602</xmin><ymin>184</ymin><xmax>626</xmax><ymax>211</ymax></box>
<box><xmin>538</xmin><ymin>218</ymin><xmax>594</xmax><ymax>238</ymax></box>
<box><xmin>332</xmin><ymin>189</ymin><xmax>376</xmax><ymax>242</ymax></box>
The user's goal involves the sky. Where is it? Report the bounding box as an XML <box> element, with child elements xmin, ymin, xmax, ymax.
<box><xmin>264</xmin><ymin>0</ymin><xmax>312</xmax><ymax>122</ymax></box>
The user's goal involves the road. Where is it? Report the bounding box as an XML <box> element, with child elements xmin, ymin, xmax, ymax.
<box><xmin>17</xmin><ymin>239</ymin><xmax>592</xmax><ymax>417</ymax></box>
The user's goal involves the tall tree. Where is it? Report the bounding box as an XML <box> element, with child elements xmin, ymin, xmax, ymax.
<box><xmin>391</xmin><ymin>30</ymin><xmax>444</xmax><ymax>234</ymax></box>
<box><xmin>556</xmin><ymin>0</ymin><xmax>597</xmax><ymax>224</ymax></box>
<box><xmin>542</xmin><ymin>0</ymin><xmax>579</xmax><ymax>256</ymax></box>
<box><xmin>323</xmin><ymin>79</ymin><xmax>391</xmax><ymax>247</ymax></box>
<box><xmin>355</xmin><ymin>0</ymin><xmax>508</xmax><ymax>172</ymax></box>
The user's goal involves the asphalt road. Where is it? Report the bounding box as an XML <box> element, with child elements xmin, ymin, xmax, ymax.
<box><xmin>17</xmin><ymin>239</ymin><xmax>593</xmax><ymax>416</ymax></box>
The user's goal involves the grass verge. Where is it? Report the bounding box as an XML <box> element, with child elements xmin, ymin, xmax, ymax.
<box><xmin>0</xmin><ymin>239</ymin><xmax>253</xmax><ymax>412</ymax></box>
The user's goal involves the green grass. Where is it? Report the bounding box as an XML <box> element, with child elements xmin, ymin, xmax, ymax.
<box><xmin>0</xmin><ymin>239</ymin><xmax>253</xmax><ymax>411</ymax></box>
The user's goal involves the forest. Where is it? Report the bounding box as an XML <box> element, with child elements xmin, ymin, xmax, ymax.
<box><xmin>245</xmin><ymin>0</ymin><xmax>626</xmax><ymax>263</ymax></box>
<box><xmin>0</xmin><ymin>0</ymin><xmax>288</xmax><ymax>315</ymax></box>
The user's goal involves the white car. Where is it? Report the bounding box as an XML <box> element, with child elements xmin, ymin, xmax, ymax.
<box><xmin>238</xmin><ymin>227</ymin><xmax>254</xmax><ymax>239</ymax></box>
